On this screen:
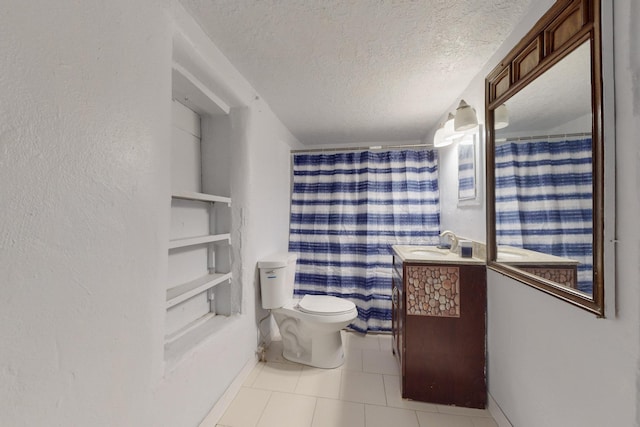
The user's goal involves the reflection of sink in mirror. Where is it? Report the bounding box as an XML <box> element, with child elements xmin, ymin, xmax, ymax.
<box><xmin>499</xmin><ymin>251</ymin><xmax>526</xmax><ymax>260</ymax></box>
<box><xmin>498</xmin><ymin>247</ymin><xmax>529</xmax><ymax>260</ymax></box>
<box><xmin>409</xmin><ymin>249</ymin><xmax>449</xmax><ymax>257</ymax></box>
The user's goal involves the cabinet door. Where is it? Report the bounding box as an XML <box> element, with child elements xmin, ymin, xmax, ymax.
<box><xmin>403</xmin><ymin>264</ymin><xmax>486</xmax><ymax>408</ymax></box>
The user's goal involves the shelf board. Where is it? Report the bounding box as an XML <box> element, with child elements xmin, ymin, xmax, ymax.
<box><xmin>166</xmin><ymin>272</ymin><xmax>232</xmax><ymax>309</ymax></box>
<box><xmin>168</xmin><ymin>233</ymin><xmax>231</xmax><ymax>250</ymax></box>
<box><xmin>172</xmin><ymin>190</ymin><xmax>231</xmax><ymax>205</ymax></box>
<box><xmin>172</xmin><ymin>62</ymin><xmax>230</xmax><ymax>116</ymax></box>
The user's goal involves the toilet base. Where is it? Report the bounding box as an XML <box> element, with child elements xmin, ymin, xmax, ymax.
<box><xmin>281</xmin><ymin>330</ymin><xmax>345</xmax><ymax>369</ymax></box>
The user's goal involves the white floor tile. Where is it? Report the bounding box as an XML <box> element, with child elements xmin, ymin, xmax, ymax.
<box><xmin>437</xmin><ymin>405</ymin><xmax>492</xmax><ymax>418</ymax></box>
<box><xmin>251</xmin><ymin>362</ymin><xmax>302</xmax><ymax>393</ymax></box>
<box><xmin>365</xmin><ymin>404</ymin><xmax>419</xmax><ymax>427</ymax></box>
<box><xmin>217</xmin><ymin>332</ymin><xmax>499</xmax><ymax>427</ymax></box>
<box><xmin>377</xmin><ymin>334</ymin><xmax>394</xmax><ymax>352</ymax></box>
<box><xmin>342</xmin><ymin>331</ymin><xmax>381</xmax><ymax>350</ymax></box>
<box><xmin>362</xmin><ymin>349</ymin><xmax>400</xmax><ymax>375</ymax></box>
<box><xmin>311</xmin><ymin>398</ymin><xmax>365</xmax><ymax>427</ymax></box>
<box><xmin>295</xmin><ymin>366</ymin><xmax>342</xmax><ymax>399</ymax></box>
<box><xmin>339</xmin><ymin>371</ymin><xmax>386</xmax><ymax>406</ymax></box>
<box><xmin>471</xmin><ymin>417</ymin><xmax>499</xmax><ymax>427</ymax></box>
<box><xmin>256</xmin><ymin>392</ymin><xmax>316</xmax><ymax>427</ymax></box>
<box><xmin>382</xmin><ymin>375</ymin><xmax>439</xmax><ymax>413</ymax></box>
<box><xmin>416</xmin><ymin>411</ymin><xmax>474</xmax><ymax>427</ymax></box>
<box><xmin>341</xmin><ymin>348</ymin><xmax>363</xmax><ymax>372</ymax></box>
<box><xmin>243</xmin><ymin>362</ymin><xmax>265</xmax><ymax>387</ymax></box>
<box><xmin>217</xmin><ymin>387</ymin><xmax>271</xmax><ymax>427</ymax></box>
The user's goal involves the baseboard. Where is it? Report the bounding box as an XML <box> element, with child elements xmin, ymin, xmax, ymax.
<box><xmin>198</xmin><ymin>355</ymin><xmax>259</xmax><ymax>427</ymax></box>
<box><xmin>487</xmin><ymin>393</ymin><xmax>513</xmax><ymax>427</ymax></box>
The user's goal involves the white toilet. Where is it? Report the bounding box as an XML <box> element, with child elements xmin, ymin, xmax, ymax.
<box><xmin>258</xmin><ymin>253</ymin><xmax>358</xmax><ymax>368</ymax></box>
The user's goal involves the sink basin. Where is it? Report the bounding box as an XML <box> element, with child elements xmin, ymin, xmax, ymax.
<box><xmin>498</xmin><ymin>247</ymin><xmax>528</xmax><ymax>260</ymax></box>
<box><xmin>498</xmin><ymin>251</ymin><xmax>526</xmax><ymax>259</ymax></box>
<box><xmin>408</xmin><ymin>248</ymin><xmax>449</xmax><ymax>257</ymax></box>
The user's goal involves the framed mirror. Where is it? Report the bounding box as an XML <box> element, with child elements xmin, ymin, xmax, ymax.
<box><xmin>458</xmin><ymin>133</ymin><xmax>477</xmax><ymax>201</ymax></box>
<box><xmin>486</xmin><ymin>0</ymin><xmax>606</xmax><ymax>315</ymax></box>
<box><xmin>457</xmin><ymin>126</ymin><xmax>483</xmax><ymax>206</ymax></box>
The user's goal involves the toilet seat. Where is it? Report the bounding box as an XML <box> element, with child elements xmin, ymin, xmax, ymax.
<box><xmin>297</xmin><ymin>294</ymin><xmax>356</xmax><ymax>316</ymax></box>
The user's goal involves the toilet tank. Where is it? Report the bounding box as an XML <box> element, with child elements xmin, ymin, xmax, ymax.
<box><xmin>258</xmin><ymin>253</ymin><xmax>297</xmax><ymax>309</ymax></box>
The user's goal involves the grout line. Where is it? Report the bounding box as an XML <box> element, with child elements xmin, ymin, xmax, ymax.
<box><xmin>253</xmin><ymin>390</ymin><xmax>273</xmax><ymax>427</ymax></box>
<box><xmin>380</xmin><ymin>371</ymin><xmax>389</xmax><ymax>407</ymax></box>
<box><xmin>309</xmin><ymin>396</ymin><xmax>318</xmax><ymax>427</ymax></box>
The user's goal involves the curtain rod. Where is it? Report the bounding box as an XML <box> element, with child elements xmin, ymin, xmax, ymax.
<box><xmin>497</xmin><ymin>131</ymin><xmax>592</xmax><ymax>143</ymax></box>
<box><xmin>290</xmin><ymin>143</ymin><xmax>430</xmax><ymax>155</ymax></box>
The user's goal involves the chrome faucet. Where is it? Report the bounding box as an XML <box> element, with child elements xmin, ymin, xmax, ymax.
<box><xmin>439</xmin><ymin>230</ymin><xmax>459</xmax><ymax>252</ymax></box>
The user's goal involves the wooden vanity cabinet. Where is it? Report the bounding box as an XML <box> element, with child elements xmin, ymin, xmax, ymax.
<box><xmin>391</xmin><ymin>255</ymin><xmax>487</xmax><ymax>408</ymax></box>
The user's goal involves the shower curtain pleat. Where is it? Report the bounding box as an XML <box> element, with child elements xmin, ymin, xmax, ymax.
<box><xmin>494</xmin><ymin>138</ymin><xmax>593</xmax><ymax>293</ymax></box>
<box><xmin>288</xmin><ymin>150</ymin><xmax>440</xmax><ymax>332</ymax></box>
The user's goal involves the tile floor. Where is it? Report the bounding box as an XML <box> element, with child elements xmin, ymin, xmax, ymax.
<box><xmin>216</xmin><ymin>331</ymin><xmax>498</xmax><ymax>427</ymax></box>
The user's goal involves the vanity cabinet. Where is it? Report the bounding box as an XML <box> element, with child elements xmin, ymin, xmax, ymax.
<box><xmin>391</xmin><ymin>253</ymin><xmax>487</xmax><ymax>408</ymax></box>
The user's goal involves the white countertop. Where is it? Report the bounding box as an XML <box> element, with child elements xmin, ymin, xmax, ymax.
<box><xmin>496</xmin><ymin>246</ymin><xmax>579</xmax><ymax>266</ymax></box>
<box><xmin>392</xmin><ymin>245</ymin><xmax>486</xmax><ymax>265</ymax></box>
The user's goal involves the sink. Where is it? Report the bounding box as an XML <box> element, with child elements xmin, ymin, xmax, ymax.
<box><xmin>498</xmin><ymin>251</ymin><xmax>526</xmax><ymax>259</ymax></box>
<box><xmin>498</xmin><ymin>247</ymin><xmax>528</xmax><ymax>260</ymax></box>
<box><xmin>408</xmin><ymin>248</ymin><xmax>449</xmax><ymax>258</ymax></box>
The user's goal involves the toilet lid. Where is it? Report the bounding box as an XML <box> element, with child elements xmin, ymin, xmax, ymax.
<box><xmin>298</xmin><ymin>295</ymin><xmax>356</xmax><ymax>315</ymax></box>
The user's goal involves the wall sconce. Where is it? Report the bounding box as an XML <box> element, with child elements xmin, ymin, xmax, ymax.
<box><xmin>433</xmin><ymin>100</ymin><xmax>480</xmax><ymax>148</ymax></box>
<box><xmin>433</xmin><ymin>113</ymin><xmax>457</xmax><ymax>147</ymax></box>
<box><xmin>453</xmin><ymin>100</ymin><xmax>478</xmax><ymax>131</ymax></box>
<box><xmin>433</xmin><ymin>122</ymin><xmax>448</xmax><ymax>147</ymax></box>
<box><xmin>494</xmin><ymin>104</ymin><xmax>509</xmax><ymax>129</ymax></box>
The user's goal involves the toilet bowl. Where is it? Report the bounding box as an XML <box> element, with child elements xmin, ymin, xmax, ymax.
<box><xmin>258</xmin><ymin>254</ymin><xmax>358</xmax><ymax>369</ymax></box>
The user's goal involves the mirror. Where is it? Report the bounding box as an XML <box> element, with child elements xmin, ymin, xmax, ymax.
<box><xmin>486</xmin><ymin>0</ymin><xmax>605</xmax><ymax>315</ymax></box>
<box><xmin>457</xmin><ymin>130</ymin><xmax>479</xmax><ymax>203</ymax></box>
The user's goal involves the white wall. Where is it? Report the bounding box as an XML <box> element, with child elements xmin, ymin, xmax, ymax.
<box><xmin>0</xmin><ymin>0</ymin><xmax>172</xmax><ymax>425</ymax></box>
<box><xmin>0</xmin><ymin>1</ymin><xmax>300</xmax><ymax>426</ymax></box>
<box><xmin>436</xmin><ymin>136</ymin><xmax>486</xmax><ymax>242</ymax></box>
<box><xmin>438</xmin><ymin>1</ymin><xmax>640</xmax><ymax>425</ymax></box>
<box><xmin>155</xmin><ymin>4</ymin><xmax>302</xmax><ymax>427</ymax></box>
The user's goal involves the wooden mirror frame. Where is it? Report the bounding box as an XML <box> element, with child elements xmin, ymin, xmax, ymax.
<box><xmin>485</xmin><ymin>0</ymin><xmax>605</xmax><ymax>315</ymax></box>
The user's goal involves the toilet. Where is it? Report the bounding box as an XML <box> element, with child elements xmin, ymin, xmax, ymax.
<box><xmin>258</xmin><ymin>253</ymin><xmax>358</xmax><ymax>368</ymax></box>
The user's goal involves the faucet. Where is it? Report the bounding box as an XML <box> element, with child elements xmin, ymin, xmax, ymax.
<box><xmin>439</xmin><ymin>230</ymin><xmax>459</xmax><ymax>252</ymax></box>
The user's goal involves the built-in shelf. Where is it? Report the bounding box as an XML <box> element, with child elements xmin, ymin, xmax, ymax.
<box><xmin>168</xmin><ymin>233</ymin><xmax>231</xmax><ymax>250</ymax></box>
<box><xmin>172</xmin><ymin>62</ymin><xmax>230</xmax><ymax>116</ymax></box>
<box><xmin>166</xmin><ymin>272</ymin><xmax>232</xmax><ymax>309</ymax></box>
<box><xmin>172</xmin><ymin>190</ymin><xmax>231</xmax><ymax>205</ymax></box>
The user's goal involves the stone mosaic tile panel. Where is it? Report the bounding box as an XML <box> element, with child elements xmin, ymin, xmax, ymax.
<box><xmin>521</xmin><ymin>266</ymin><xmax>577</xmax><ymax>288</ymax></box>
<box><xmin>406</xmin><ymin>265</ymin><xmax>460</xmax><ymax>318</ymax></box>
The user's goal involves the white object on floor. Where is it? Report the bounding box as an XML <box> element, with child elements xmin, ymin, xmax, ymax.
<box><xmin>258</xmin><ymin>253</ymin><xmax>358</xmax><ymax>368</ymax></box>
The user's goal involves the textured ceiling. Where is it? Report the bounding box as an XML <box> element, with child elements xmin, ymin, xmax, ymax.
<box><xmin>179</xmin><ymin>0</ymin><xmax>535</xmax><ymax>145</ymax></box>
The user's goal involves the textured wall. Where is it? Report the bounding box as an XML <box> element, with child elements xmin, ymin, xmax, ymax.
<box><xmin>0</xmin><ymin>0</ymin><xmax>172</xmax><ymax>425</ymax></box>
<box><xmin>0</xmin><ymin>1</ymin><xmax>300</xmax><ymax>426</ymax></box>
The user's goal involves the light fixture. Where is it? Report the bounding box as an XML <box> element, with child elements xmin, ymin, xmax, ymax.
<box><xmin>443</xmin><ymin>112</ymin><xmax>461</xmax><ymax>144</ymax></box>
<box><xmin>433</xmin><ymin>113</ymin><xmax>456</xmax><ymax>147</ymax></box>
<box><xmin>494</xmin><ymin>104</ymin><xmax>509</xmax><ymax>129</ymax></box>
<box><xmin>433</xmin><ymin>122</ymin><xmax>449</xmax><ymax>147</ymax></box>
<box><xmin>444</xmin><ymin>112</ymin><xmax>455</xmax><ymax>134</ymax></box>
<box><xmin>453</xmin><ymin>99</ymin><xmax>478</xmax><ymax>131</ymax></box>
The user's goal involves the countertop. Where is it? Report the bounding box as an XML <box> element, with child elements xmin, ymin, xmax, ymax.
<box><xmin>496</xmin><ymin>246</ymin><xmax>579</xmax><ymax>266</ymax></box>
<box><xmin>392</xmin><ymin>245</ymin><xmax>486</xmax><ymax>265</ymax></box>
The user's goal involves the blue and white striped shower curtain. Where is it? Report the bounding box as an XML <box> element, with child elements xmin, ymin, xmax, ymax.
<box><xmin>288</xmin><ymin>150</ymin><xmax>440</xmax><ymax>332</ymax></box>
<box><xmin>495</xmin><ymin>138</ymin><xmax>593</xmax><ymax>293</ymax></box>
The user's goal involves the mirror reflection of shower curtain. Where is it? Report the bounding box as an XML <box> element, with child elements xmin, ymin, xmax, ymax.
<box><xmin>494</xmin><ymin>138</ymin><xmax>593</xmax><ymax>293</ymax></box>
<box><xmin>288</xmin><ymin>150</ymin><xmax>440</xmax><ymax>332</ymax></box>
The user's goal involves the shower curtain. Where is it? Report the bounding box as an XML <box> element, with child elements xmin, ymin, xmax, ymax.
<box><xmin>288</xmin><ymin>150</ymin><xmax>440</xmax><ymax>332</ymax></box>
<box><xmin>494</xmin><ymin>137</ymin><xmax>593</xmax><ymax>293</ymax></box>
